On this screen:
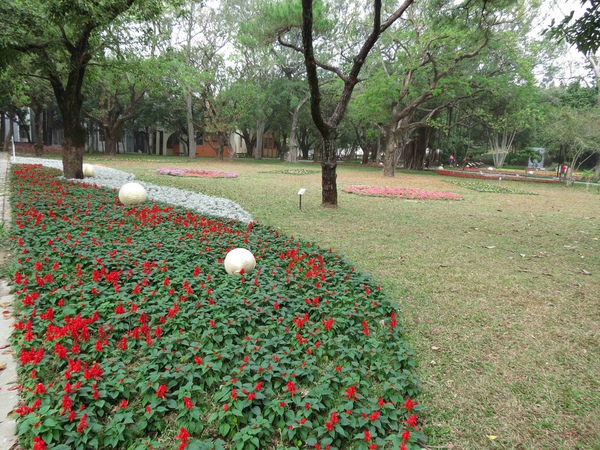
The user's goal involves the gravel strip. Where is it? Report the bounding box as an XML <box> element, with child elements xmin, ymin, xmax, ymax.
<box><xmin>12</xmin><ymin>157</ymin><xmax>253</xmax><ymax>224</ymax></box>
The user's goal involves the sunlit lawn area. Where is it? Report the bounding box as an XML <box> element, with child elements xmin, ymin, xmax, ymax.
<box><xmin>9</xmin><ymin>152</ymin><xmax>600</xmax><ymax>449</ymax></box>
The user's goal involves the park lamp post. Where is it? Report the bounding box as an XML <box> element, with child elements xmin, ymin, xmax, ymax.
<box><xmin>298</xmin><ymin>188</ymin><xmax>306</xmax><ymax>210</ymax></box>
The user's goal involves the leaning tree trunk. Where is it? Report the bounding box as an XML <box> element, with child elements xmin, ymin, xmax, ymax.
<box><xmin>321</xmin><ymin>136</ymin><xmax>338</xmax><ymax>206</ymax></box>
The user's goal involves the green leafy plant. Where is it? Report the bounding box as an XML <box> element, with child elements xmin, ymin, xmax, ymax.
<box><xmin>447</xmin><ymin>181</ymin><xmax>539</xmax><ymax>195</ymax></box>
<box><xmin>9</xmin><ymin>164</ymin><xmax>422</xmax><ymax>449</ymax></box>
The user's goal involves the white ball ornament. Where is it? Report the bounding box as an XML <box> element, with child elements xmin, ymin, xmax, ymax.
<box><xmin>82</xmin><ymin>164</ymin><xmax>95</xmax><ymax>177</ymax></box>
<box><xmin>118</xmin><ymin>182</ymin><xmax>147</xmax><ymax>205</ymax></box>
<box><xmin>224</xmin><ymin>248</ymin><xmax>256</xmax><ymax>276</ymax></box>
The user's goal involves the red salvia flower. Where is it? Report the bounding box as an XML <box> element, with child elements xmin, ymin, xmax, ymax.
<box><xmin>33</xmin><ymin>436</ymin><xmax>48</xmax><ymax>450</ymax></box>
<box><xmin>402</xmin><ymin>429</ymin><xmax>411</xmax><ymax>442</ymax></box>
<box><xmin>76</xmin><ymin>414</ymin><xmax>88</xmax><ymax>433</ymax></box>
<box><xmin>403</xmin><ymin>398</ymin><xmax>415</xmax><ymax>413</ymax></box>
<box><xmin>156</xmin><ymin>384</ymin><xmax>168</xmax><ymax>399</ymax></box>
<box><xmin>344</xmin><ymin>385</ymin><xmax>358</xmax><ymax>400</ymax></box>
<box><xmin>285</xmin><ymin>380</ymin><xmax>297</xmax><ymax>397</ymax></box>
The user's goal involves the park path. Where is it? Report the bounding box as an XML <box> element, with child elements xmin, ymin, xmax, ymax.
<box><xmin>0</xmin><ymin>151</ymin><xmax>19</xmax><ymax>450</ymax></box>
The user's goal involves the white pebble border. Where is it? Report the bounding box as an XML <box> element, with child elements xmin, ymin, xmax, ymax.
<box><xmin>12</xmin><ymin>157</ymin><xmax>253</xmax><ymax>224</ymax></box>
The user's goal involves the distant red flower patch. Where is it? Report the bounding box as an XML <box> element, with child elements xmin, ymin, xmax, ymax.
<box><xmin>344</xmin><ymin>185</ymin><xmax>464</xmax><ymax>200</ymax></box>
<box><xmin>156</xmin><ymin>167</ymin><xmax>238</xmax><ymax>178</ymax></box>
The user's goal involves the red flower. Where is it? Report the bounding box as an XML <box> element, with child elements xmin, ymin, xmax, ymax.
<box><xmin>402</xmin><ymin>429</ymin><xmax>411</xmax><ymax>442</ymax></box>
<box><xmin>362</xmin><ymin>321</ymin><xmax>370</xmax><ymax>336</ymax></box>
<box><xmin>285</xmin><ymin>380</ymin><xmax>297</xmax><ymax>397</ymax></box>
<box><xmin>344</xmin><ymin>385</ymin><xmax>358</xmax><ymax>400</ymax></box>
<box><xmin>405</xmin><ymin>413</ymin><xmax>418</xmax><ymax>429</ymax></box>
<box><xmin>231</xmin><ymin>389</ymin><xmax>237</xmax><ymax>401</ymax></box>
<box><xmin>117</xmin><ymin>400</ymin><xmax>128</xmax><ymax>409</ymax></box>
<box><xmin>176</xmin><ymin>427</ymin><xmax>190</xmax><ymax>449</ymax></box>
<box><xmin>156</xmin><ymin>384</ymin><xmax>168</xmax><ymax>399</ymax></box>
<box><xmin>183</xmin><ymin>396</ymin><xmax>193</xmax><ymax>409</ymax></box>
<box><xmin>364</xmin><ymin>430</ymin><xmax>372</xmax><ymax>441</ymax></box>
<box><xmin>247</xmin><ymin>392</ymin><xmax>256</xmax><ymax>401</ymax></box>
<box><xmin>323</xmin><ymin>317</ymin><xmax>334</xmax><ymax>330</ymax></box>
<box><xmin>77</xmin><ymin>413</ymin><xmax>88</xmax><ymax>433</ymax></box>
<box><xmin>33</xmin><ymin>436</ymin><xmax>48</xmax><ymax>450</ymax></box>
<box><xmin>403</xmin><ymin>398</ymin><xmax>415</xmax><ymax>413</ymax></box>
<box><xmin>223</xmin><ymin>403</ymin><xmax>229</xmax><ymax>412</ymax></box>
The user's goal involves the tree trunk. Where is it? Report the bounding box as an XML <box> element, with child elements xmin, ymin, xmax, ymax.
<box><xmin>240</xmin><ymin>130</ymin><xmax>255</xmax><ymax>157</ymax></box>
<box><xmin>383</xmin><ymin>127</ymin><xmax>397</xmax><ymax>177</ymax></box>
<box><xmin>186</xmin><ymin>86</ymin><xmax>195</xmax><ymax>159</ymax></box>
<box><xmin>105</xmin><ymin>133</ymin><xmax>118</xmax><ymax>157</ymax></box>
<box><xmin>287</xmin><ymin>114</ymin><xmax>299</xmax><ymax>163</ymax></box>
<box><xmin>3</xmin><ymin>109</ymin><xmax>14</xmax><ymax>152</ymax></box>
<box><xmin>61</xmin><ymin>106</ymin><xmax>85</xmax><ymax>179</ymax></box>
<box><xmin>403</xmin><ymin>141</ymin><xmax>423</xmax><ymax>170</ymax></box>
<box><xmin>321</xmin><ymin>136</ymin><xmax>338</xmax><ymax>206</ymax></box>
<box><xmin>255</xmin><ymin>119</ymin><xmax>265</xmax><ymax>160</ymax></box>
<box><xmin>287</xmin><ymin>98</ymin><xmax>308</xmax><ymax>163</ymax></box>
<box><xmin>361</xmin><ymin>140</ymin><xmax>372</xmax><ymax>164</ymax></box>
<box><xmin>312</xmin><ymin>142</ymin><xmax>321</xmax><ymax>162</ymax></box>
<box><xmin>299</xmin><ymin>127</ymin><xmax>311</xmax><ymax>160</ymax></box>
<box><xmin>33</xmin><ymin>104</ymin><xmax>44</xmax><ymax>156</ymax></box>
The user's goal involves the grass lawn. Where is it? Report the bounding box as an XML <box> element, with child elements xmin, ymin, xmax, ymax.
<box><xmin>10</xmin><ymin>153</ymin><xmax>600</xmax><ymax>449</ymax></box>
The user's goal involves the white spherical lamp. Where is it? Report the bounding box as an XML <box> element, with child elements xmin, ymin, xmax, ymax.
<box><xmin>82</xmin><ymin>164</ymin><xmax>95</xmax><ymax>177</ymax></box>
<box><xmin>224</xmin><ymin>248</ymin><xmax>256</xmax><ymax>275</ymax></box>
<box><xmin>118</xmin><ymin>182</ymin><xmax>147</xmax><ymax>206</ymax></box>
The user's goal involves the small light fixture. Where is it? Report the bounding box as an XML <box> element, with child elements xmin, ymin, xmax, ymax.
<box><xmin>298</xmin><ymin>188</ymin><xmax>306</xmax><ymax>210</ymax></box>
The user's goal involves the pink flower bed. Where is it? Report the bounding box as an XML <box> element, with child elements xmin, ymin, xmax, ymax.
<box><xmin>156</xmin><ymin>168</ymin><xmax>238</xmax><ymax>178</ymax></box>
<box><xmin>344</xmin><ymin>185</ymin><xmax>465</xmax><ymax>200</ymax></box>
<box><xmin>435</xmin><ymin>170</ymin><xmax>560</xmax><ymax>183</ymax></box>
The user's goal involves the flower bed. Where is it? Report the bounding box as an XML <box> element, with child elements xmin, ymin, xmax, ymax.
<box><xmin>259</xmin><ymin>169</ymin><xmax>319</xmax><ymax>175</ymax></box>
<box><xmin>9</xmin><ymin>165</ymin><xmax>422</xmax><ymax>450</ymax></box>
<box><xmin>435</xmin><ymin>169</ymin><xmax>560</xmax><ymax>183</ymax></box>
<box><xmin>343</xmin><ymin>185</ymin><xmax>464</xmax><ymax>201</ymax></box>
<box><xmin>156</xmin><ymin>168</ymin><xmax>238</xmax><ymax>178</ymax></box>
<box><xmin>447</xmin><ymin>181</ymin><xmax>538</xmax><ymax>195</ymax></box>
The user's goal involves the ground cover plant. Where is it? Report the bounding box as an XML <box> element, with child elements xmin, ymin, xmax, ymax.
<box><xmin>435</xmin><ymin>169</ymin><xmax>560</xmax><ymax>183</ymax></box>
<box><xmin>343</xmin><ymin>185</ymin><xmax>464</xmax><ymax>201</ymax></box>
<box><xmin>156</xmin><ymin>168</ymin><xmax>238</xmax><ymax>178</ymax></box>
<box><xmin>9</xmin><ymin>164</ymin><xmax>422</xmax><ymax>450</ymax></box>
<box><xmin>447</xmin><ymin>181</ymin><xmax>539</xmax><ymax>195</ymax></box>
<box><xmin>259</xmin><ymin>169</ymin><xmax>319</xmax><ymax>175</ymax></box>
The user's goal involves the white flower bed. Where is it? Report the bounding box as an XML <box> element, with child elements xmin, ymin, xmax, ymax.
<box><xmin>13</xmin><ymin>158</ymin><xmax>253</xmax><ymax>223</ymax></box>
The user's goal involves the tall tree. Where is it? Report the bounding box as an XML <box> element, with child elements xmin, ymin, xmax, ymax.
<box><xmin>276</xmin><ymin>0</ymin><xmax>414</xmax><ymax>206</ymax></box>
<box><xmin>0</xmin><ymin>0</ymin><xmax>167</xmax><ymax>178</ymax></box>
